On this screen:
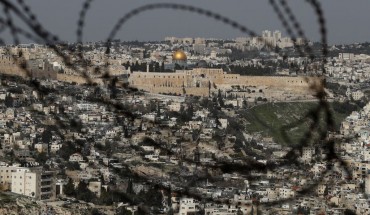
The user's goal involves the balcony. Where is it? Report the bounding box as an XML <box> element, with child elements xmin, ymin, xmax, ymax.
<box><xmin>41</xmin><ymin>183</ymin><xmax>51</xmax><ymax>188</ymax></box>
<box><xmin>41</xmin><ymin>178</ymin><xmax>52</xmax><ymax>182</ymax></box>
<box><xmin>41</xmin><ymin>190</ymin><xmax>52</xmax><ymax>195</ymax></box>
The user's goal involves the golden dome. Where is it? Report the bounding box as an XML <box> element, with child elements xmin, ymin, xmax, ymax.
<box><xmin>172</xmin><ymin>50</ymin><xmax>187</xmax><ymax>61</ymax></box>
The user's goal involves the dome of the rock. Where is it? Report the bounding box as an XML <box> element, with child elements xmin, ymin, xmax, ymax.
<box><xmin>172</xmin><ymin>50</ymin><xmax>187</xmax><ymax>61</ymax></box>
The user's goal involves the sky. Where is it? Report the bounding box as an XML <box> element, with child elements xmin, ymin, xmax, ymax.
<box><xmin>2</xmin><ymin>0</ymin><xmax>370</xmax><ymax>45</ymax></box>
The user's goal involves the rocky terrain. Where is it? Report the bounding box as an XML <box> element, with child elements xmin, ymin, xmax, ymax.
<box><xmin>0</xmin><ymin>194</ymin><xmax>115</xmax><ymax>215</ymax></box>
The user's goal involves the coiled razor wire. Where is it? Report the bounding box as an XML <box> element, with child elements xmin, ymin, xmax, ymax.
<box><xmin>0</xmin><ymin>0</ymin><xmax>361</xmax><ymax>213</ymax></box>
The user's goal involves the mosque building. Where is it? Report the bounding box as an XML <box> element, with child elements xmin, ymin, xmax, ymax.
<box><xmin>164</xmin><ymin>50</ymin><xmax>188</xmax><ymax>70</ymax></box>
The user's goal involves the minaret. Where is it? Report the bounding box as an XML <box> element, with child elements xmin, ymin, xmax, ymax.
<box><xmin>146</xmin><ymin>64</ymin><xmax>149</xmax><ymax>73</ymax></box>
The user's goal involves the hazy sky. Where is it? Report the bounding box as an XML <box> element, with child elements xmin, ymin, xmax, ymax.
<box><xmin>2</xmin><ymin>0</ymin><xmax>370</xmax><ymax>44</ymax></box>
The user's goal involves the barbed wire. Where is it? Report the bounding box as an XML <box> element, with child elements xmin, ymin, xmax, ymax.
<box><xmin>0</xmin><ymin>0</ymin><xmax>362</xmax><ymax>214</ymax></box>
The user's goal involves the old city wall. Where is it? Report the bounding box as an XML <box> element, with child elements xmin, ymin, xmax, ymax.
<box><xmin>188</xmin><ymin>68</ymin><xmax>323</xmax><ymax>89</ymax></box>
<box><xmin>137</xmin><ymin>85</ymin><xmax>209</xmax><ymax>96</ymax></box>
<box><xmin>0</xmin><ymin>58</ymin><xmax>323</xmax><ymax>95</ymax></box>
<box><xmin>31</xmin><ymin>69</ymin><xmax>58</xmax><ymax>80</ymax></box>
<box><xmin>217</xmin><ymin>76</ymin><xmax>322</xmax><ymax>89</ymax></box>
<box><xmin>56</xmin><ymin>74</ymin><xmax>104</xmax><ymax>85</ymax></box>
<box><xmin>128</xmin><ymin>69</ymin><xmax>323</xmax><ymax>96</ymax></box>
<box><xmin>0</xmin><ymin>56</ymin><xmax>29</xmax><ymax>78</ymax></box>
<box><xmin>129</xmin><ymin>72</ymin><xmax>188</xmax><ymax>88</ymax></box>
<box><xmin>0</xmin><ymin>65</ymin><xmax>29</xmax><ymax>78</ymax></box>
<box><xmin>0</xmin><ymin>57</ymin><xmax>105</xmax><ymax>85</ymax></box>
<box><xmin>0</xmin><ymin>66</ymin><xmax>105</xmax><ymax>85</ymax></box>
<box><xmin>185</xmin><ymin>87</ymin><xmax>209</xmax><ymax>96</ymax></box>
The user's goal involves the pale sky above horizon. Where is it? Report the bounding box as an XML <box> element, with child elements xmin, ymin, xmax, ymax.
<box><xmin>2</xmin><ymin>0</ymin><xmax>370</xmax><ymax>45</ymax></box>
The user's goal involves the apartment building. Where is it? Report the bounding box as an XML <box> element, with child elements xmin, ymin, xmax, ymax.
<box><xmin>10</xmin><ymin>166</ymin><xmax>55</xmax><ymax>200</ymax></box>
<box><xmin>0</xmin><ymin>166</ymin><xmax>18</xmax><ymax>190</ymax></box>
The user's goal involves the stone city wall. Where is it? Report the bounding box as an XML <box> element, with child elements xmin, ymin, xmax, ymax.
<box><xmin>128</xmin><ymin>68</ymin><xmax>323</xmax><ymax>96</ymax></box>
<box><xmin>0</xmin><ymin>57</ymin><xmax>106</xmax><ymax>85</ymax></box>
<box><xmin>0</xmin><ymin>58</ymin><xmax>323</xmax><ymax>96</ymax></box>
<box><xmin>56</xmin><ymin>73</ymin><xmax>104</xmax><ymax>85</ymax></box>
<box><xmin>0</xmin><ymin>56</ymin><xmax>28</xmax><ymax>78</ymax></box>
<box><xmin>138</xmin><ymin>85</ymin><xmax>209</xmax><ymax>96</ymax></box>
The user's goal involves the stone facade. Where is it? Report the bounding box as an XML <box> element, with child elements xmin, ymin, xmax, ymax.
<box><xmin>128</xmin><ymin>68</ymin><xmax>323</xmax><ymax>97</ymax></box>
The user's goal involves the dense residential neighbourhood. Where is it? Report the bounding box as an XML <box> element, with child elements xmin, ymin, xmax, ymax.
<box><xmin>0</xmin><ymin>31</ymin><xmax>370</xmax><ymax>214</ymax></box>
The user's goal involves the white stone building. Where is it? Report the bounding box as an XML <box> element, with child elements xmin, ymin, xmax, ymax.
<box><xmin>11</xmin><ymin>167</ymin><xmax>55</xmax><ymax>200</ymax></box>
<box><xmin>179</xmin><ymin>198</ymin><xmax>200</xmax><ymax>215</ymax></box>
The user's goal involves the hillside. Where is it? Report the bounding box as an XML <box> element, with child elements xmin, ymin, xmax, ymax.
<box><xmin>238</xmin><ymin>102</ymin><xmax>349</xmax><ymax>146</ymax></box>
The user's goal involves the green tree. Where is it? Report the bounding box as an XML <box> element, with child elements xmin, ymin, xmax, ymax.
<box><xmin>64</xmin><ymin>179</ymin><xmax>76</xmax><ymax>196</ymax></box>
<box><xmin>117</xmin><ymin>208</ymin><xmax>133</xmax><ymax>215</ymax></box>
<box><xmin>186</xmin><ymin>104</ymin><xmax>194</xmax><ymax>119</ymax></box>
<box><xmin>76</xmin><ymin>181</ymin><xmax>95</xmax><ymax>202</ymax></box>
<box><xmin>344</xmin><ymin>209</ymin><xmax>357</xmax><ymax>215</ymax></box>
<box><xmin>154</xmin><ymin>62</ymin><xmax>160</xmax><ymax>72</ymax></box>
<box><xmin>135</xmin><ymin>61</ymin><xmax>139</xmax><ymax>68</ymax></box>
<box><xmin>42</xmin><ymin>127</ymin><xmax>53</xmax><ymax>143</ymax></box>
<box><xmin>160</xmin><ymin>62</ymin><xmax>165</xmax><ymax>72</ymax></box>
<box><xmin>98</xmin><ymin>188</ymin><xmax>113</xmax><ymax>205</ymax></box>
<box><xmin>174</xmin><ymin>63</ymin><xmax>183</xmax><ymax>70</ymax></box>
<box><xmin>65</xmin><ymin>162</ymin><xmax>81</xmax><ymax>170</ymax></box>
<box><xmin>4</xmin><ymin>94</ymin><xmax>13</xmax><ymax>108</ymax></box>
<box><xmin>144</xmin><ymin>186</ymin><xmax>163</xmax><ymax>208</ymax></box>
<box><xmin>236</xmin><ymin>207</ymin><xmax>243</xmax><ymax>215</ymax></box>
<box><xmin>126</xmin><ymin>178</ymin><xmax>134</xmax><ymax>195</ymax></box>
<box><xmin>91</xmin><ymin>208</ymin><xmax>104</xmax><ymax>215</ymax></box>
<box><xmin>57</xmin><ymin>141</ymin><xmax>78</xmax><ymax>160</ymax></box>
<box><xmin>35</xmin><ymin>152</ymin><xmax>48</xmax><ymax>164</ymax></box>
